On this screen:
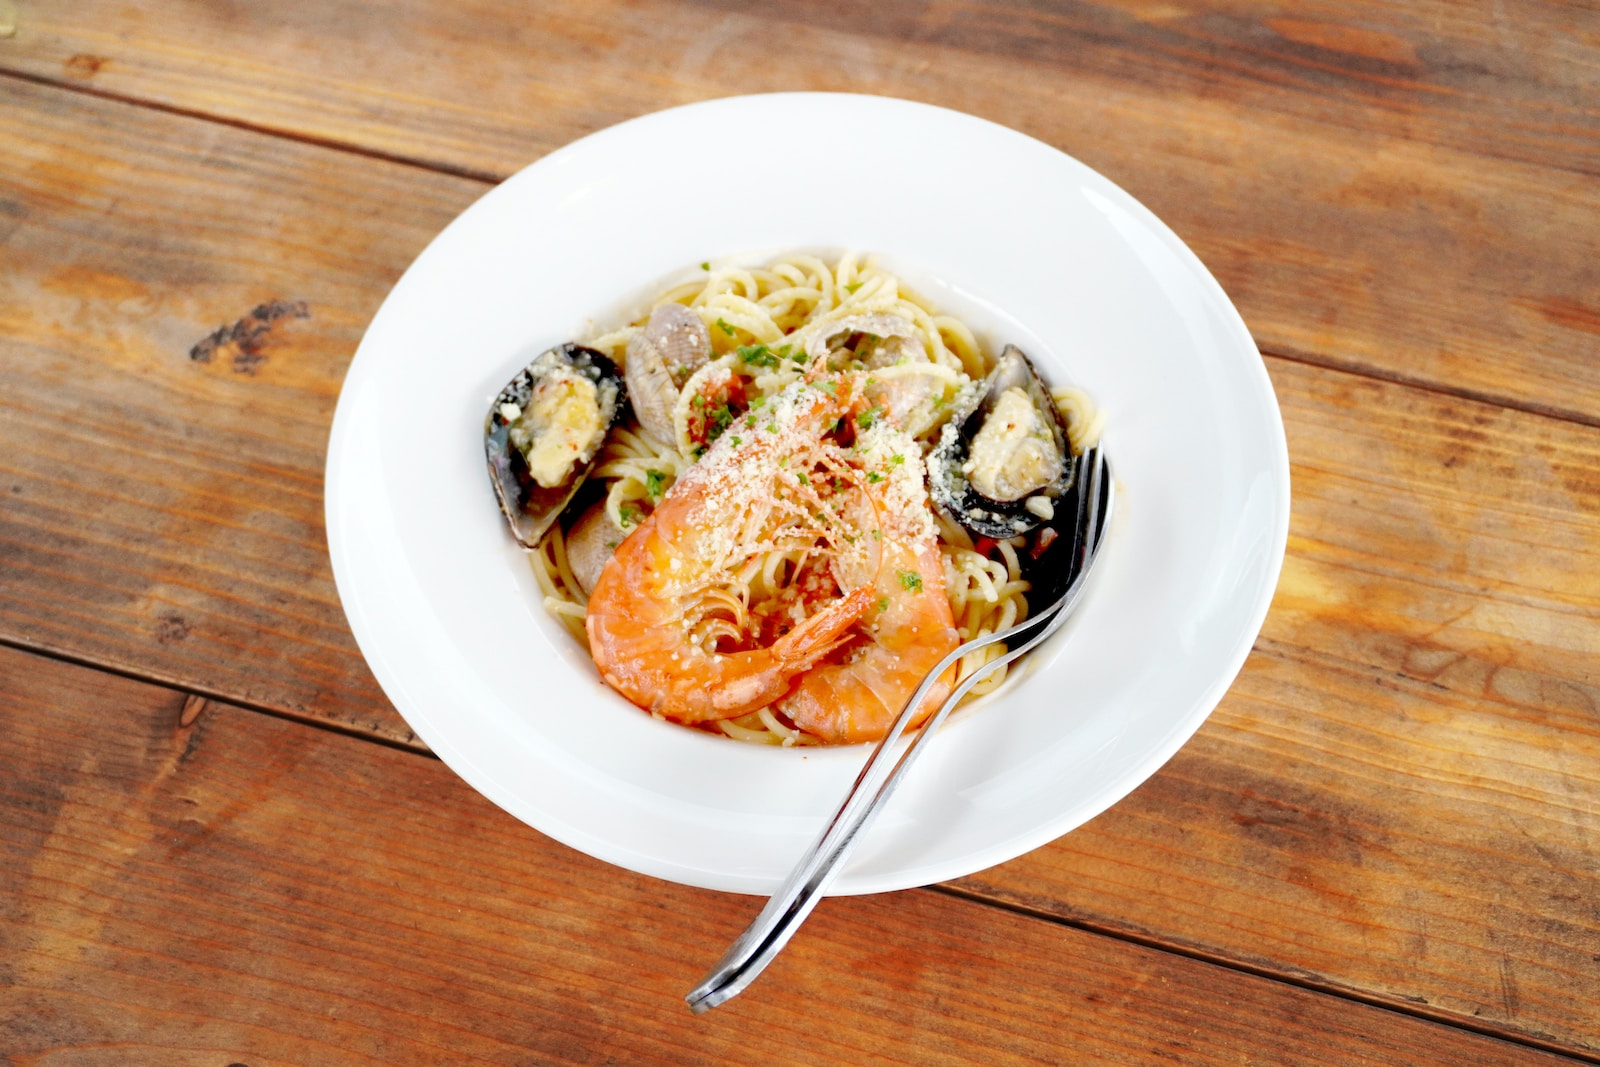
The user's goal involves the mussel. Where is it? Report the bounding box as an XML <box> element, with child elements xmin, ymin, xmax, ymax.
<box><xmin>484</xmin><ymin>343</ymin><xmax>625</xmax><ymax>548</ymax></box>
<box><xmin>928</xmin><ymin>345</ymin><xmax>1076</xmax><ymax>540</ymax></box>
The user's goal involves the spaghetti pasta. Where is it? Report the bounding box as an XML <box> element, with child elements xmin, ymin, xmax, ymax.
<box><xmin>526</xmin><ymin>253</ymin><xmax>1101</xmax><ymax>744</ymax></box>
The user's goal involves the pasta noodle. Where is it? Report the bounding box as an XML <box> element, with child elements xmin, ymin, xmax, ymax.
<box><xmin>527</xmin><ymin>253</ymin><xmax>1101</xmax><ymax>744</ymax></box>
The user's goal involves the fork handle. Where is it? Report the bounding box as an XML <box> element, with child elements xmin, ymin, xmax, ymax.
<box><xmin>685</xmin><ymin>449</ymin><xmax>1108</xmax><ymax>1013</ymax></box>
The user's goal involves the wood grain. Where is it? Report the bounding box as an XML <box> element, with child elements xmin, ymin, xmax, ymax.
<box><xmin>1</xmin><ymin>0</ymin><xmax>1597</xmax><ymax>422</ymax></box>
<box><xmin>0</xmin><ymin>77</ymin><xmax>479</xmax><ymax>740</ymax></box>
<box><xmin>5</xmin><ymin>56</ymin><xmax>1600</xmax><ymax>1057</ymax></box>
<box><xmin>959</xmin><ymin>359</ymin><xmax>1600</xmax><ymax>1052</ymax></box>
<box><xmin>0</xmin><ymin>644</ymin><xmax>1579</xmax><ymax>1066</ymax></box>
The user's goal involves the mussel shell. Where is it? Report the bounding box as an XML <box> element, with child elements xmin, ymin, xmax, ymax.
<box><xmin>928</xmin><ymin>345</ymin><xmax>1076</xmax><ymax>540</ymax></box>
<box><xmin>484</xmin><ymin>343</ymin><xmax>625</xmax><ymax>548</ymax></box>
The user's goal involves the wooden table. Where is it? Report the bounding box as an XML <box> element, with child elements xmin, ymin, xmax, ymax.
<box><xmin>3</xmin><ymin>2</ymin><xmax>1597</xmax><ymax>1062</ymax></box>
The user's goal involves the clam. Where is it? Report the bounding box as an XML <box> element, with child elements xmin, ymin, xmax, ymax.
<box><xmin>484</xmin><ymin>343</ymin><xmax>625</xmax><ymax>548</ymax></box>
<box><xmin>565</xmin><ymin>501</ymin><xmax>628</xmax><ymax>596</ymax></box>
<box><xmin>927</xmin><ymin>345</ymin><xmax>1076</xmax><ymax>540</ymax></box>
<box><xmin>803</xmin><ymin>313</ymin><xmax>924</xmax><ymax>368</ymax></box>
<box><xmin>625</xmin><ymin>303</ymin><xmax>712</xmax><ymax>444</ymax></box>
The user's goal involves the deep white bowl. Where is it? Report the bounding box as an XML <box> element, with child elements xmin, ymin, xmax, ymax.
<box><xmin>325</xmin><ymin>93</ymin><xmax>1290</xmax><ymax>894</ymax></box>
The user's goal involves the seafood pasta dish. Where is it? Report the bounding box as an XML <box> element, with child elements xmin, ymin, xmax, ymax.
<box><xmin>484</xmin><ymin>253</ymin><xmax>1102</xmax><ymax>746</ymax></box>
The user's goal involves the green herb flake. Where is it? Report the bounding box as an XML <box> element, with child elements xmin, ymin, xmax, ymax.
<box><xmin>855</xmin><ymin>406</ymin><xmax>882</xmax><ymax>430</ymax></box>
<box><xmin>844</xmin><ymin>282</ymin><xmax>863</xmax><ymax>294</ymax></box>
<box><xmin>619</xmin><ymin>507</ymin><xmax>637</xmax><ymax>529</ymax></box>
<box><xmin>796</xmin><ymin>472</ymin><xmax>810</xmax><ymax>485</ymax></box>
<box><xmin>700</xmin><ymin>261</ymin><xmax>711</xmax><ymax>271</ymax></box>
<box><xmin>730</xmin><ymin>436</ymin><xmax>742</xmax><ymax>448</ymax></box>
<box><xmin>867</xmin><ymin>471</ymin><xmax>884</xmax><ymax>484</ymax></box>
<box><xmin>876</xmin><ymin>596</ymin><xmax>889</xmax><ymax>613</ymax></box>
<box><xmin>706</xmin><ymin>403</ymin><xmax>734</xmax><ymax>441</ymax></box>
<box><xmin>604</xmin><ymin>540</ymin><xmax>619</xmax><ymax>549</ymax></box>
<box><xmin>750</xmin><ymin>395</ymin><xmax>767</xmax><ymax>409</ymax></box>
<box><xmin>644</xmin><ymin>469</ymin><xmax>666</xmax><ymax>502</ymax></box>
<box><xmin>898</xmin><ymin>570</ymin><xmax>924</xmax><ymax>593</ymax></box>
<box><xmin>715</xmin><ymin>317</ymin><xmax>737</xmax><ymax>337</ymax></box>
<box><xmin>890</xmin><ymin>454</ymin><xmax>905</xmax><ymax>465</ymax></box>
<box><xmin>790</xmin><ymin>351</ymin><xmax>808</xmax><ymax>365</ymax></box>
<box><xmin>871</xmin><ymin>528</ymin><xmax>881</xmax><ymax>541</ymax></box>
<box><xmin>766</xmin><ymin>423</ymin><xmax>778</xmax><ymax>434</ymax></box>
<box><xmin>737</xmin><ymin>343</ymin><xmax>779</xmax><ymax>369</ymax></box>
<box><xmin>818</xmin><ymin>379</ymin><xmax>838</xmax><ymax>395</ymax></box>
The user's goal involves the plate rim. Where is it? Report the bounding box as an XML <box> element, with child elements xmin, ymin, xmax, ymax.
<box><xmin>324</xmin><ymin>91</ymin><xmax>1291</xmax><ymax>894</ymax></box>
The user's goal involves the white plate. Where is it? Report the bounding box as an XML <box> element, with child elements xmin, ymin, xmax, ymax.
<box><xmin>325</xmin><ymin>93</ymin><xmax>1289</xmax><ymax>895</ymax></box>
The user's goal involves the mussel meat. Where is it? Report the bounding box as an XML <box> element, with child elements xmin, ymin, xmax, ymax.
<box><xmin>484</xmin><ymin>343</ymin><xmax>625</xmax><ymax>548</ymax></box>
<box><xmin>928</xmin><ymin>345</ymin><xmax>1076</xmax><ymax>539</ymax></box>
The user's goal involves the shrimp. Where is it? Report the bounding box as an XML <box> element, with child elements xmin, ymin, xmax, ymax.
<box><xmin>584</xmin><ymin>371</ymin><xmax>960</xmax><ymax>740</ymax></box>
<box><xmin>775</xmin><ymin>465</ymin><xmax>960</xmax><ymax>745</ymax></box>
<box><xmin>584</xmin><ymin>483</ymin><xmax>876</xmax><ymax>722</ymax></box>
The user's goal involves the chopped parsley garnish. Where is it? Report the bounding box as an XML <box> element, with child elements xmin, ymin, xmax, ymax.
<box><xmin>855</xmin><ymin>406</ymin><xmax>884</xmax><ymax>430</ymax></box>
<box><xmin>730</xmin><ymin>436</ymin><xmax>742</xmax><ymax>447</ymax></box>
<box><xmin>737</xmin><ymin>343</ymin><xmax>779</xmax><ymax>369</ymax></box>
<box><xmin>644</xmin><ymin>469</ymin><xmax>666</xmax><ymax>501</ymax></box>
<box><xmin>619</xmin><ymin>506</ymin><xmax>638</xmax><ymax>528</ymax></box>
<box><xmin>818</xmin><ymin>379</ymin><xmax>838</xmax><ymax>395</ymax></box>
<box><xmin>706</xmin><ymin>402</ymin><xmax>734</xmax><ymax>441</ymax></box>
<box><xmin>700</xmin><ymin>261</ymin><xmax>710</xmax><ymax>271</ymax></box>
<box><xmin>876</xmin><ymin>596</ymin><xmax>889</xmax><ymax>613</ymax></box>
<box><xmin>871</xmin><ymin>528</ymin><xmax>881</xmax><ymax>541</ymax></box>
<box><xmin>715</xmin><ymin>317</ymin><xmax>737</xmax><ymax>337</ymax></box>
<box><xmin>691</xmin><ymin>394</ymin><xmax>707</xmax><ymax>410</ymax></box>
<box><xmin>790</xmin><ymin>351</ymin><xmax>808</xmax><ymax>365</ymax></box>
<box><xmin>796</xmin><ymin>472</ymin><xmax>810</xmax><ymax>485</ymax></box>
<box><xmin>750</xmin><ymin>395</ymin><xmax>767</xmax><ymax>409</ymax></box>
<box><xmin>867</xmin><ymin>471</ymin><xmax>884</xmax><ymax>484</ymax></box>
<box><xmin>604</xmin><ymin>539</ymin><xmax>619</xmax><ymax>549</ymax></box>
<box><xmin>844</xmin><ymin>282</ymin><xmax>863</xmax><ymax>294</ymax></box>
<box><xmin>766</xmin><ymin>422</ymin><xmax>778</xmax><ymax>433</ymax></box>
<box><xmin>890</xmin><ymin>454</ymin><xmax>905</xmax><ymax>465</ymax></box>
<box><xmin>898</xmin><ymin>570</ymin><xmax>924</xmax><ymax>592</ymax></box>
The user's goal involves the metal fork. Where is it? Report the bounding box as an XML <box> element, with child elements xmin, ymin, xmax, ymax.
<box><xmin>685</xmin><ymin>447</ymin><xmax>1113</xmax><ymax>1013</ymax></box>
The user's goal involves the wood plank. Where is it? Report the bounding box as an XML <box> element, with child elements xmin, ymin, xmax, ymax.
<box><xmin>0</xmin><ymin>645</ymin><xmax>1578</xmax><ymax>1066</ymax></box>
<box><xmin>1</xmin><ymin>0</ymin><xmax>1598</xmax><ymax>421</ymax></box>
<box><xmin>5</xmin><ymin>71</ymin><xmax>1600</xmax><ymax>1054</ymax></box>
<box><xmin>957</xmin><ymin>358</ymin><xmax>1600</xmax><ymax>1053</ymax></box>
<box><xmin>0</xmin><ymin>77</ymin><xmax>480</xmax><ymax>741</ymax></box>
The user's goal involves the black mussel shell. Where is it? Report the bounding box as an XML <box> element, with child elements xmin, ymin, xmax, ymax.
<box><xmin>484</xmin><ymin>343</ymin><xmax>625</xmax><ymax>548</ymax></box>
<box><xmin>928</xmin><ymin>345</ymin><xmax>1076</xmax><ymax>540</ymax></box>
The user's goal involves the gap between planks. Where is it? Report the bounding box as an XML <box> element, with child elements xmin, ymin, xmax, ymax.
<box><xmin>0</xmin><ymin>632</ymin><xmax>431</xmax><ymax>756</ymax></box>
<box><xmin>0</xmin><ymin>66</ymin><xmax>503</xmax><ymax>184</ymax></box>
<box><xmin>4</xmin><ymin>67</ymin><xmax>1598</xmax><ymax>436</ymax></box>
<box><xmin>930</xmin><ymin>881</ymin><xmax>1600</xmax><ymax>1066</ymax></box>
<box><xmin>3</xmin><ymin>634</ymin><xmax>1595</xmax><ymax>1064</ymax></box>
